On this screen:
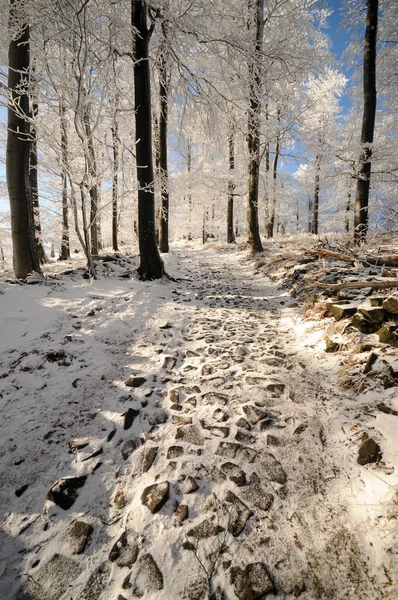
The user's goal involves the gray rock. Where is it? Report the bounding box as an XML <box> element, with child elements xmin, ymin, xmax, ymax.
<box><xmin>187</xmin><ymin>519</ymin><xmax>224</xmax><ymax>540</ymax></box>
<box><xmin>202</xmin><ymin>392</ymin><xmax>229</xmax><ymax>405</ymax></box>
<box><xmin>182</xmin><ymin>475</ymin><xmax>199</xmax><ymax>494</ymax></box>
<box><xmin>240</xmin><ymin>475</ymin><xmax>274</xmax><ymax>512</ymax></box>
<box><xmin>109</xmin><ymin>530</ymin><xmax>139</xmax><ymax>568</ymax></box>
<box><xmin>225</xmin><ymin>491</ymin><xmax>253</xmax><ymax>537</ymax></box>
<box><xmin>358</xmin><ymin>437</ymin><xmax>382</xmax><ymax>465</ymax></box>
<box><xmin>124</xmin><ymin>408</ymin><xmax>139</xmax><ymax>430</ymax></box>
<box><xmin>172</xmin><ymin>415</ymin><xmax>193</xmax><ymax>425</ymax></box>
<box><xmin>47</xmin><ymin>476</ymin><xmax>87</xmax><ymax>510</ymax></box>
<box><xmin>230</xmin><ymin>563</ymin><xmax>275</xmax><ymax>599</ymax></box>
<box><xmin>67</xmin><ymin>521</ymin><xmax>93</xmax><ymax>554</ymax></box>
<box><xmin>261</xmin><ymin>454</ymin><xmax>287</xmax><ymax>484</ymax></box>
<box><xmin>125</xmin><ymin>375</ymin><xmax>146</xmax><ymax>388</ymax></box>
<box><xmin>175</xmin><ymin>503</ymin><xmax>189</xmax><ymax>524</ymax></box>
<box><xmin>142</xmin><ymin>446</ymin><xmax>158</xmax><ymax>472</ymax></box>
<box><xmin>235</xmin><ymin>430</ymin><xmax>256</xmax><ymax>444</ymax></box>
<box><xmin>176</xmin><ymin>425</ymin><xmax>204</xmax><ymax>446</ymax></box>
<box><xmin>236</xmin><ymin>418</ymin><xmax>251</xmax><ymax>430</ymax></box>
<box><xmin>121</xmin><ymin>438</ymin><xmax>139</xmax><ymax>460</ymax></box>
<box><xmin>17</xmin><ymin>554</ymin><xmax>83</xmax><ymax>600</ymax></box>
<box><xmin>221</xmin><ymin>463</ymin><xmax>247</xmax><ymax>486</ymax></box>
<box><xmin>216</xmin><ymin>442</ymin><xmax>241</xmax><ymax>459</ymax></box>
<box><xmin>141</xmin><ymin>481</ymin><xmax>169</xmax><ymax>513</ymax></box>
<box><xmin>265</xmin><ymin>383</ymin><xmax>285</xmax><ymax>395</ymax></box>
<box><xmin>133</xmin><ymin>554</ymin><xmax>163</xmax><ymax>597</ymax></box>
<box><xmin>163</xmin><ymin>356</ymin><xmax>177</xmax><ymax>370</ymax></box>
<box><xmin>182</xmin><ymin>578</ymin><xmax>209</xmax><ymax>600</ymax></box>
<box><xmin>213</xmin><ymin>408</ymin><xmax>229</xmax><ymax>422</ymax></box>
<box><xmin>169</xmin><ymin>389</ymin><xmax>180</xmax><ymax>403</ymax></box>
<box><xmin>167</xmin><ymin>445</ymin><xmax>184</xmax><ymax>459</ymax></box>
<box><xmin>80</xmin><ymin>562</ymin><xmax>111</xmax><ymax>600</ymax></box>
<box><xmin>211</xmin><ymin>426</ymin><xmax>230</xmax><ymax>438</ymax></box>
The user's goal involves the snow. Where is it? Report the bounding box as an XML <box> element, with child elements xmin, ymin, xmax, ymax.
<box><xmin>0</xmin><ymin>242</ymin><xmax>397</xmax><ymax>599</ymax></box>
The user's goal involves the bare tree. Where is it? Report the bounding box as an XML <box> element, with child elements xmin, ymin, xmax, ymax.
<box><xmin>353</xmin><ymin>0</ymin><xmax>378</xmax><ymax>244</ymax></box>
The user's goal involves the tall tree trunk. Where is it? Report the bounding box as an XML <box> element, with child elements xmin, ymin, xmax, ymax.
<box><xmin>246</xmin><ymin>0</ymin><xmax>264</xmax><ymax>254</ymax></box>
<box><xmin>158</xmin><ymin>24</ymin><xmax>170</xmax><ymax>254</ymax></box>
<box><xmin>30</xmin><ymin>85</ymin><xmax>47</xmax><ymax>264</ymax></box>
<box><xmin>187</xmin><ymin>140</ymin><xmax>192</xmax><ymax>240</ymax></box>
<box><xmin>345</xmin><ymin>177</ymin><xmax>352</xmax><ymax>234</ymax></box>
<box><xmin>59</xmin><ymin>99</ymin><xmax>70</xmax><ymax>260</ymax></box>
<box><xmin>308</xmin><ymin>196</ymin><xmax>313</xmax><ymax>233</ymax></box>
<box><xmin>7</xmin><ymin>1</ymin><xmax>40</xmax><ymax>278</ymax></box>
<box><xmin>353</xmin><ymin>0</ymin><xmax>378</xmax><ymax>245</ymax></box>
<box><xmin>227</xmin><ymin>121</ymin><xmax>235</xmax><ymax>244</ymax></box>
<box><xmin>312</xmin><ymin>153</ymin><xmax>321</xmax><ymax>235</ymax></box>
<box><xmin>132</xmin><ymin>0</ymin><xmax>164</xmax><ymax>280</ymax></box>
<box><xmin>112</xmin><ymin>120</ymin><xmax>119</xmax><ymax>252</ymax></box>
<box><xmin>266</xmin><ymin>127</ymin><xmax>280</xmax><ymax>239</ymax></box>
<box><xmin>83</xmin><ymin>105</ymin><xmax>100</xmax><ymax>255</ymax></box>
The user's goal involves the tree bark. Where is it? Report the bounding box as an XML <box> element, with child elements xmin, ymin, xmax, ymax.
<box><xmin>311</xmin><ymin>153</ymin><xmax>321</xmax><ymax>235</ymax></box>
<box><xmin>30</xmin><ymin>86</ymin><xmax>47</xmax><ymax>264</ymax></box>
<box><xmin>59</xmin><ymin>100</ymin><xmax>71</xmax><ymax>260</ymax></box>
<box><xmin>112</xmin><ymin>119</ymin><xmax>119</xmax><ymax>252</ymax></box>
<box><xmin>227</xmin><ymin>121</ymin><xmax>235</xmax><ymax>244</ymax></box>
<box><xmin>158</xmin><ymin>23</ymin><xmax>170</xmax><ymax>254</ymax></box>
<box><xmin>246</xmin><ymin>0</ymin><xmax>264</xmax><ymax>254</ymax></box>
<box><xmin>132</xmin><ymin>0</ymin><xmax>164</xmax><ymax>279</ymax></box>
<box><xmin>353</xmin><ymin>0</ymin><xmax>378</xmax><ymax>245</ymax></box>
<box><xmin>266</xmin><ymin>125</ymin><xmax>280</xmax><ymax>239</ymax></box>
<box><xmin>83</xmin><ymin>105</ymin><xmax>100</xmax><ymax>255</ymax></box>
<box><xmin>7</xmin><ymin>1</ymin><xmax>40</xmax><ymax>278</ymax></box>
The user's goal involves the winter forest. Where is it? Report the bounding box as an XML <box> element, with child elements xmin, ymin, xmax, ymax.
<box><xmin>1</xmin><ymin>1</ymin><xmax>398</xmax><ymax>600</ymax></box>
<box><xmin>0</xmin><ymin>0</ymin><xmax>397</xmax><ymax>275</ymax></box>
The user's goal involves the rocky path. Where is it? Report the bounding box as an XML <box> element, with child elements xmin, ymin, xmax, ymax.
<box><xmin>1</xmin><ymin>246</ymin><xmax>388</xmax><ymax>600</ymax></box>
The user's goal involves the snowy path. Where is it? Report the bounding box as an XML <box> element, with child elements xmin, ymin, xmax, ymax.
<box><xmin>0</xmin><ymin>245</ymin><xmax>393</xmax><ymax>599</ymax></box>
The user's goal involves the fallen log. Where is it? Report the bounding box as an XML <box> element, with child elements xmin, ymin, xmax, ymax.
<box><xmin>307</xmin><ymin>248</ymin><xmax>354</xmax><ymax>264</ymax></box>
<box><xmin>304</xmin><ymin>279</ymin><xmax>398</xmax><ymax>292</ymax></box>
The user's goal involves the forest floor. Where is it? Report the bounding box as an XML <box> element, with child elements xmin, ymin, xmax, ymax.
<box><xmin>0</xmin><ymin>239</ymin><xmax>397</xmax><ymax>600</ymax></box>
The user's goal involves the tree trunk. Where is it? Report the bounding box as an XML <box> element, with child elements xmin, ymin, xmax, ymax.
<box><xmin>83</xmin><ymin>105</ymin><xmax>100</xmax><ymax>255</ymax></box>
<box><xmin>187</xmin><ymin>140</ymin><xmax>192</xmax><ymax>240</ymax></box>
<box><xmin>312</xmin><ymin>153</ymin><xmax>321</xmax><ymax>235</ymax></box>
<box><xmin>30</xmin><ymin>88</ymin><xmax>47</xmax><ymax>264</ymax></box>
<box><xmin>112</xmin><ymin>120</ymin><xmax>119</xmax><ymax>252</ymax></box>
<box><xmin>132</xmin><ymin>0</ymin><xmax>164</xmax><ymax>280</ymax></box>
<box><xmin>246</xmin><ymin>0</ymin><xmax>264</xmax><ymax>254</ymax></box>
<box><xmin>158</xmin><ymin>25</ymin><xmax>170</xmax><ymax>254</ymax></box>
<box><xmin>7</xmin><ymin>1</ymin><xmax>40</xmax><ymax>278</ymax></box>
<box><xmin>345</xmin><ymin>177</ymin><xmax>352</xmax><ymax>234</ymax></box>
<box><xmin>227</xmin><ymin>121</ymin><xmax>235</xmax><ymax>244</ymax></box>
<box><xmin>353</xmin><ymin>0</ymin><xmax>378</xmax><ymax>245</ymax></box>
<box><xmin>59</xmin><ymin>100</ymin><xmax>70</xmax><ymax>260</ymax></box>
<box><xmin>266</xmin><ymin>129</ymin><xmax>280</xmax><ymax>239</ymax></box>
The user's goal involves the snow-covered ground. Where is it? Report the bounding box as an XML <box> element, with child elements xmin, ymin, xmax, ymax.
<box><xmin>0</xmin><ymin>242</ymin><xmax>397</xmax><ymax>600</ymax></box>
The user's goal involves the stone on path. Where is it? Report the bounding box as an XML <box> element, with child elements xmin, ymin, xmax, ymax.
<box><xmin>225</xmin><ymin>491</ymin><xmax>253</xmax><ymax>537</ymax></box>
<box><xmin>141</xmin><ymin>481</ymin><xmax>169</xmax><ymax>513</ymax></box>
<box><xmin>17</xmin><ymin>554</ymin><xmax>84</xmax><ymax>600</ymax></box>
<box><xmin>133</xmin><ymin>554</ymin><xmax>163</xmax><ymax>597</ymax></box>
<box><xmin>175</xmin><ymin>504</ymin><xmax>189</xmax><ymax>524</ymax></box>
<box><xmin>141</xmin><ymin>446</ymin><xmax>158</xmax><ymax>472</ymax></box>
<box><xmin>216</xmin><ymin>442</ymin><xmax>241</xmax><ymax>459</ymax></box>
<box><xmin>240</xmin><ymin>474</ymin><xmax>274</xmax><ymax>512</ymax></box>
<box><xmin>47</xmin><ymin>476</ymin><xmax>87</xmax><ymax>510</ymax></box>
<box><xmin>182</xmin><ymin>475</ymin><xmax>199</xmax><ymax>494</ymax></box>
<box><xmin>357</xmin><ymin>437</ymin><xmax>382</xmax><ymax>465</ymax></box>
<box><xmin>265</xmin><ymin>383</ymin><xmax>285</xmax><ymax>395</ymax></box>
<box><xmin>80</xmin><ymin>562</ymin><xmax>111</xmax><ymax>600</ymax></box>
<box><xmin>67</xmin><ymin>521</ymin><xmax>93</xmax><ymax>554</ymax></box>
<box><xmin>242</xmin><ymin>405</ymin><xmax>268</xmax><ymax>424</ymax></box>
<box><xmin>221</xmin><ymin>463</ymin><xmax>247</xmax><ymax>486</ymax></box>
<box><xmin>125</xmin><ymin>375</ymin><xmax>146</xmax><ymax>388</ymax></box>
<box><xmin>236</xmin><ymin>418</ymin><xmax>251</xmax><ymax>430</ymax></box>
<box><xmin>202</xmin><ymin>392</ymin><xmax>229</xmax><ymax>406</ymax></box>
<box><xmin>109</xmin><ymin>530</ymin><xmax>139</xmax><ymax>568</ymax></box>
<box><xmin>121</xmin><ymin>438</ymin><xmax>139</xmax><ymax>460</ymax></box>
<box><xmin>187</xmin><ymin>519</ymin><xmax>224</xmax><ymax>540</ymax></box>
<box><xmin>167</xmin><ymin>445</ymin><xmax>184</xmax><ymax>459</ymax></box>
<box><xmin>230</xmin><ymin>562</ymin><xmax>275</xmax><ymax>599</ymax></box>
<box><xmin>123</xmin><ymin>408</ymin><xmax>139</xmax><ymax>430</ymax></box>
<box><xmin>260</xmin><ymin>454</ymin><xmax>287</xmax><ymax>484</ymax></box>
<box><xmin>176</xmin><ymin>425</ymin><xmax>204</xmax><ymax>446</ymax></box>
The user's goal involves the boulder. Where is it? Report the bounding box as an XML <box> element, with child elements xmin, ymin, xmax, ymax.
<box><xmin>17</xmin><ymin>554</ymin><xmax>83</xmax><ymax>600</ymax></box>
<box><xmin>383</xmin><ymin>296</ymin><xmax>398</xmax><ymax>314</ymax></box>
<box><xmin>133</xmin><ymin>554</ymin><xmax>163</xmax><ymax>597</ymax></box>
<box><xmin>357</xmin><ymin>437</ymin><xmax>382</xmax><ymax>465</ymax></box>
<box><xmin>141</xmin><ymin>481</ymin><xmax>169</xmax><ymax>513</ymax></box>
<box><xmin>47</xmin><ymin>476</ymin><xmax>87</xmax><ymax>510</ymax></box>
<box><xmin>230</xmin><ymin>563</ymin><xmax>275</xmax><ymax>599</ymax></box>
